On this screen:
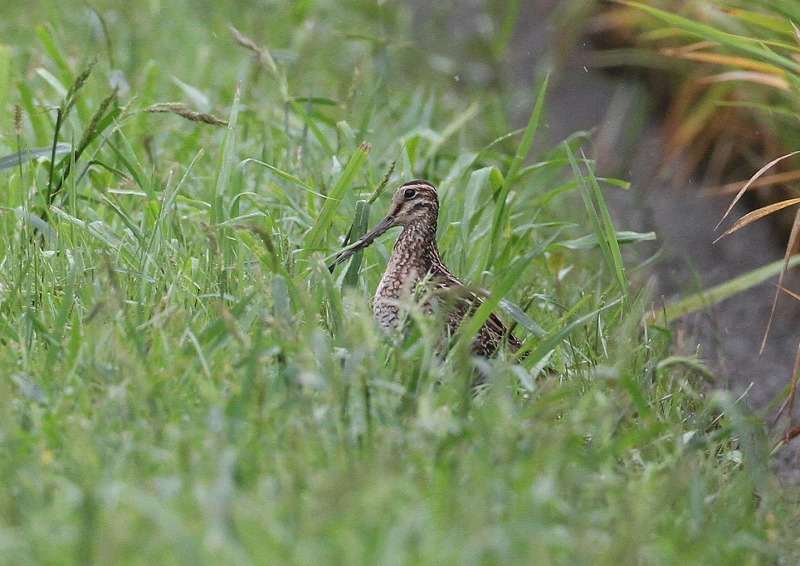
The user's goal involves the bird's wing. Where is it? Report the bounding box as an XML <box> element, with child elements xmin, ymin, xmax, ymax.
<box><xmin>428</xmin><ymin>267</ymin><xmax>521</xmax><ymax>352</ymax></box>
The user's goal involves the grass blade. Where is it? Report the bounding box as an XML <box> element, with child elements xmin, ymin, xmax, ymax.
<box><xmin>0</xmin><ymin>45</ymin><xmax>9</xmax><ymax>129</ymax></box>
<box><xmin>648</xmin><ymin>254</ymin><xmax>800</xmax><ymax>324</ymax></box>
<box><xmin>716</xmin><ymin>150</ymin><xmax>800</xmax><ymax>229</ymax></box>
<box><xmin>0</xmin><ymin>144</ymin><xmax>72</xmax><ymax>171</ymax></box>
<box><xmin>342</xmin><ymin>200</ymin><xmax>371</xmax><ymax>287</ymax></box>
<box><xmin>568</xmin><ymin>145</ymin><xmax>630</xmax><ymax>303</ymax></box>
<box><xmin>625</xmin><ymin>1</ymin><xmax>800</xmax><ymax>74</ymax></box>
<box><xmin>212</xmin><ymin>85</ymin><xmax>241</xmax><ymax>226</ymax></box>
<box><xmin>522</xmin><ymin>298</ymin><xmax>623</xmax><ymax>367</ymax></box>
<box><xmin>305</xmin><ymin>142</ymin><xmax>370</xmax><ymax>252</ymax></box>
<box><xmin>760</xmin><ymin>208</ymin><xmax>800</xmax><ymax>354</ymax></box>
<box><xmin>455</xmin><ymin>229</ymin><xmax>560</xmax><ymax>353</ymax></box>
<box><xmin>484</xmin><ymin>73</ymin><xmax>549</xmax><ymax>271</ymax></box>
<box><xmin>212</xmin><ymin>85</ymin><xmax>242</xmax><ymax>297</ymax></box>
<box><xmin>556</xmin><ymin>230</ymin><xmax>656</xmax><ymax>250</ymax></box>
<box><xmin>715</xmin><ymin>198</ymin><xmax>800</xmax><ymax>240</ymax></box>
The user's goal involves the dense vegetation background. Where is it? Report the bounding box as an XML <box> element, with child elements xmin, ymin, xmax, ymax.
<box><xmin>0</xmin><ymin>1</ymin><xmax>797</xmax><ymax>563</ymax></box>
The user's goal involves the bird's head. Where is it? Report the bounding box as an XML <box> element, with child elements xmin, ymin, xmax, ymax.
<box><xmin>384</xmin><ymin>180</ymin><xmax>439</xmax><ymax>227</ymax></box>
<box><xmin>328</xmin><ymin>180</ymin><xmax>439</xmax><ymax>272</ymax></box>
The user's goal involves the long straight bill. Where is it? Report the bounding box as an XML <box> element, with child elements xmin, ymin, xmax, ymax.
<box><xmin>328</xmin><ymin>215</ymin><xmax>396</xmax><ymax>273</ymax></box>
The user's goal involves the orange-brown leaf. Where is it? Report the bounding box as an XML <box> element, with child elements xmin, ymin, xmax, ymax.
<box><xmin>697</xmin><ymin>71</ymin><xmax>789</xmax><ymax>90</ymax></box>
<box><xmin>715</xmin><ymin>197</ymin><xmax>800</xmax><ymax>241</ymax></box>
<box><xmin>711</xmin><ymin>169</ymin><xmax>800</xmax><ymax>195</ymax></box>
<box><xmin>660</xmin><ymin>49</ymin><xmax>787</xmax><ymax>75</ymax></box>
<box><xmin>717</xmin><ymin>151</ymin><xmax>800</xmax><ymax>229</ymax></box>
<box><xmin>761</xmin><ymin>208</ymin><xmax>800</xmax><ymax>354</ymax></box>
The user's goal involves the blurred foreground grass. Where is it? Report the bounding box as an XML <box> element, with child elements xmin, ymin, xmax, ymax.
<box><xmin>0</xmin><ymin>1</ymin><xmax>795</xmax><ymax>563</ymax></box>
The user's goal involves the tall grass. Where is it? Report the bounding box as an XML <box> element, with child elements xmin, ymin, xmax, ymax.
<box><xmin>0</xmin><ymin>0</ymin><xmax>794</xmax><ymax>563</ymax></box>
<box><xmin>603</xmin><ymin>0</ymin><xmax>800</xmax><ymax>448</ymax></box>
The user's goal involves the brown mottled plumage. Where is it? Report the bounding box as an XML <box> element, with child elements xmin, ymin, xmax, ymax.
<box><xmin>329</xmin><ymin>180</ymin><xmax>521</xmax><ymax>358</ymax></box>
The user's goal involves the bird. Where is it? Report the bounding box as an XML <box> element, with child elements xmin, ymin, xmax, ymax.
<box><xmin>328</xmin><ymin>180</ymin><xmax>523</xmax><ymax>362</ymax></box>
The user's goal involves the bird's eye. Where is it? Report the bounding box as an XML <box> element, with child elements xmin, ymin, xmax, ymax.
<box><xmin>403</xmin><ymin>188</ymin><xmax>417</xmax><ymax>199</ymax></box>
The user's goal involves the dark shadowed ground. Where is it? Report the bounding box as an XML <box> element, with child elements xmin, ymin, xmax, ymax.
<box><xmin>410</xmin><ymin>0</ymin><xmax>800</xmax><ymax>472</ymax></box>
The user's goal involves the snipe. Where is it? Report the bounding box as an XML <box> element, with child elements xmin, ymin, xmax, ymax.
<box><xmin>329</xmin><ymin>180</ymin><xmax>522</xmax><ymax>359</ymax></box>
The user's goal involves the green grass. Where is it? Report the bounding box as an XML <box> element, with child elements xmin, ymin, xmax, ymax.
<box><xmin>0</xmin><ymin>1</ymin><xmax>794</xmax><ymax>564</ymax></box>
<box><xmin>601</xmin><ymin>0</ymin><xmax>800</xmax><ymax>429</ymax></box>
